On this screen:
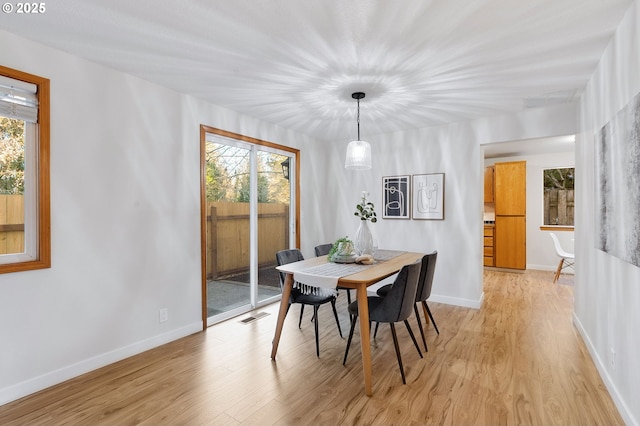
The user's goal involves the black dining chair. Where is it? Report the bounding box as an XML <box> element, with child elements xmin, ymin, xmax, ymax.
<box><xmin>314</xmin><ymin>243</ymin><xmax>353</xmax><ymax>305</ymax></box>
<box><xmin>375</xmin><ymin>251</ymin><xmax>439</xmax><ymax>352</ymax></box>
<box><xmin>275</xmin><ymin>249</ymin><xmax>343</xmax><ymax>357</ymax></box>
<box><xmin>314</xmin><ymin>243</ymin><xmax>333</xmax><ymax>257</ymax></box>
<box><xmin>343</xmin><ymin>260</ymin><xmax>423</xmax><ymax>384</ymax></box>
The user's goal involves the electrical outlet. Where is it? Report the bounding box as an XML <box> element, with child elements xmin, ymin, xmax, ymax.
<box><xmin>610</xmin><ymin>348</ymin><xmax>616</xmax><ymax>371</ymax></box>
<box><xmin>159</xmin><ymin>308</ymin><xmax>168</xmax><ymax>323</ymax></box>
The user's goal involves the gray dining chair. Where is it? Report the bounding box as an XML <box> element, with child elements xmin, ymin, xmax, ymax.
<box><xmin>375</xmin><ymin>251</ymin><xmax>439</xmax><ymax>352</ymax></box>
<box><xmin>275</xmin><ymin>249</ymin><xmax>343</xmax><ymax>357</ymax></box>
<box><xmin>314</xmin><ymin>243</ymin><xmax>353</xmax><ymax>305</ymax></box>
<box><xmin>314</xmin><ymin>243</ymin><xmax>333</xmax><ymax>257</ymax></box>
<box><xmin>343</xmin><ymin>260</ymin><xmax>423</xmax><ymax>384</ymax></box>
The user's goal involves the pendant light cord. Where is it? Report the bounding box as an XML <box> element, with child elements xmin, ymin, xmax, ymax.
<box><xmin>351</xmin><ymin>92</ymin><xmax>365</xmax><ymax>141</ymax></box>
<box><xmin>357</xmin><ymin>98</ymin><xmax>361</xmax><ymax>141</ymax></box>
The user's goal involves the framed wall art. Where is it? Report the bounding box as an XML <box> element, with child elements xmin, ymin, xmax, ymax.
<box><xmin>382</xmin><ymin>175</ymin><xmax>411</xmax><ymax>219</ymax></box>
<box><xmin>382</xmin><ymin>175</ymin><xmax>410</xmax><ymax>219</ymax></box>
<box><xmin>412</xmin><ymin>173</ymin><xmax>444</xmax><ymax>220</ymax></box>
<box><xmin>595</xmin><ymin>90</ymin><xmax>640</xmax><ymax>268</ymax></box>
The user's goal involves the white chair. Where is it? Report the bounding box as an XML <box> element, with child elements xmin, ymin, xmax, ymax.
<box><xmin>549</xmin><ymin>233</ymin><xmax>575</xmax><ymax>283</ymax></box>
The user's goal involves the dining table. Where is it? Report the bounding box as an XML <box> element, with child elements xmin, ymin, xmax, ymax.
<box><xmin>271</xmin><ymin>249</ymin><xmax>424</xmax><ymax>396</ymax></box>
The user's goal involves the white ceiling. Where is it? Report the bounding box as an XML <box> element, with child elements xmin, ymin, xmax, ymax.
<box><xmin>0</xmin><ymin>0</ymin><xmax>632</xmax><ymax>144</ymax></box>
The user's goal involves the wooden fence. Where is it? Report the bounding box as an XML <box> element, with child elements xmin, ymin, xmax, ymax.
<box><xmin>0</xmin><ymin>194</ymin><xmax>24</xmax><ymax>255</ymax></box>
<box><xmin>1</xmin><ymin>196</ymin><xmax>288</xmax><ymax>276</ymax></box>
<box><xmin>543</xmin><ymin>189</ymin><xmax>574</xmax><ymax>226</ymax></box>
<box><xmin>206</xmin><ymin>201</ymin><xmax>289</xmax><ymax>280</ymax></box>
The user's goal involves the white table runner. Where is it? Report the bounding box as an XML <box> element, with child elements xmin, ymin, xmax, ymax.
<box><xmin>292</xmin><ymin>250</ymin><xmax>404</xmax><ymax>295</ymax></box>
<box><xmin>294</xmin><ymin>262</ymin><xmax>369</xmax><ymax>289</ymax></box>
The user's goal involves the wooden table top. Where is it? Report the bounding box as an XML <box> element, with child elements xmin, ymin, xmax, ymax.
<box><xmin>276</xmin><ymin>251</ymin><xmax>423</xmax><ymax>288</ymax></box>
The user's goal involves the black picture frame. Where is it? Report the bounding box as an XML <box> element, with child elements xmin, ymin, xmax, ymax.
<box><xmin>382</xmin><ymin>175</ymin><xmax>410</xmax><ymax>219</ymax></box>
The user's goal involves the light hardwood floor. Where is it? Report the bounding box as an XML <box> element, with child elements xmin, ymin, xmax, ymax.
<box><xmin>0</xmin><ymin>270</ymin><xmax>623</xmax><ymax>425</ymax></box>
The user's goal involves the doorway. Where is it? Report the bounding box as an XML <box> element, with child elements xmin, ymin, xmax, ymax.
<box><xmin>200</xmin><ymin>126</ymin><xmax>299</xmax><ymax>327</ymax></box>
<box><xmin>481</xmin><ymin>135</ymin><xmax>575</xmax><ymax>272</ymax></box>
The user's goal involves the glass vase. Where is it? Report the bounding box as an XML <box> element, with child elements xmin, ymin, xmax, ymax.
<box><xmin>354</xmin><ymin>220</ymin><xmax>373</xmax><ymax>255</ymax></box>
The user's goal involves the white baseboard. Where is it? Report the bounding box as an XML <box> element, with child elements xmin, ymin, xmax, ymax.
<box><xmin>0</xmin><ymin>322</ymin><xmax>202</xmax><ymax>407</ymax></box>
<box><xmin>572</xmin><ymin>314</ymin><xmax>636</xmax><ymax>426</ymax></box>
<box><xmin>429</xmin><ymin>291</ymin><xmax>484</xmax><ymax>309</ymax></box>
<box><xmin>527</xmin><ymin>264</ymin><xmax>575</xmax><ymax>274</ymax></box>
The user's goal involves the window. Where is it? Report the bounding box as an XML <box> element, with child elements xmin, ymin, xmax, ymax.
<box><xmin>0</xmin><ymin>66</ymin><xmax>50</xmax><ymax>273</ymax></box>
<box><xmin>543</xmin><ymin>167</ymin><xmax>574</xmax><ymax>226</ymax></box>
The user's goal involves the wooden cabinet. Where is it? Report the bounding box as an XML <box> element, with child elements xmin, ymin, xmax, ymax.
<box><xmin>483</xmin><ymin>226</ymin><xmax>494</xmax><ymax>266</ymax></box>
<box><xmin>484</xmin><ymin>166</ymin><xmax>494</xmax><ymax>203</ymax></box>
<box><xmin>493</xmin><ymin>161</ymin><xmax>526</xmax><ymax>270</ymax></box>
<box><xmin>495</xmin><ymin>161</ymin><xmax>526</xmax><ymax>216</ymax></box>
<box><xmin>494</xmin><ymin>216</ymin><xmax>526</xmax><ymax>269</ymax></box>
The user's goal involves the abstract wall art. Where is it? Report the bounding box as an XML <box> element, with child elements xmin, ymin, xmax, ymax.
<box><xmin>382</xmin><ymin>175</ymin><xmax>410</xmax><ymax>219</ymax></box>
<box><xmin>595</xmin><ymin>90</ymin><xmax>640</xmax><ymax>268</ymax></box>
<box><xmin>412</xmin><ymin>173</ymin><xmax>445</xmax><ymax>220</ymax></box>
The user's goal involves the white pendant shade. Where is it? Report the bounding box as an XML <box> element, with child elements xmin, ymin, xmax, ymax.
<box><xmin>345</xmin><ymin>140</ymin><xmax>372</xmax><ymax>170</ymax></box>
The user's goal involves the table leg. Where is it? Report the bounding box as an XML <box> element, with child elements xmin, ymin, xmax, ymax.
<box><xmin>271</xmin><ymin>273</ymin><xmax>293</xmax><ymax>360</ymax></box>
<box><xmin>356</xmin><ymin>284</ymin><xmax>373</xmax><ymax>396</ymax></box>
<box><xmin>422</xmin><ymin>303</ymin><xmax>430</xmax><ymax>325</ymax></box>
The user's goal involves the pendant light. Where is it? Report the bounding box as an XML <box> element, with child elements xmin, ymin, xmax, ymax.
<box><xmin>345</xmin><ymin>92</ymin><xmax>372</xmax><ymax>170</ymax></box>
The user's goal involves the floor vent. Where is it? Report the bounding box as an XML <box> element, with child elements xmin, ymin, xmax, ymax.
<box><xmin>240</xmin><ymin>311</ymin><xmax>270</xmax><ymax>324</ymax></box>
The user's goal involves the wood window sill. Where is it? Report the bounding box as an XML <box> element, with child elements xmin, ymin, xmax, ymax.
<box><xmin>539</xmin><ymin>226</ymin><xmax>574</xmax><ymax>232</ymax></box>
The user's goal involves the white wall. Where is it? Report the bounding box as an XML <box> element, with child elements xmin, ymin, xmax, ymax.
<box><xmin>0</xmin><ymin>30</ymin><xmax>314</xmax><ymax>405</ymax></box>
<box><xmin>486</xmin><ymin>151</ymin><xmax>575</xmax><ymax>271</ymax></box>
<box><xmin>576</xmin><ymin>1</ymin><xmax>640</xmax><ymax>424</ymax></box>
<box><xmin>310</xmin><ymin>125</ymin><xmax>487</xmax><ymax>308</ymax></box>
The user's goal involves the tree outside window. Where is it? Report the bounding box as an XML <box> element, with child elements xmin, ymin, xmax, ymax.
<box><xmin>204</xmin><ymin>142</ymin><xmax>290</xmax><ymax>204</ymax></box>
<box><xmin>0</xmin><ymin>117</ymin><xmax>25</xmax><ymax>195</ymax></box>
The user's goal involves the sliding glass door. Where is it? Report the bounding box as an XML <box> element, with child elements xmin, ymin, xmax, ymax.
<box><xmin>256</xmin><ymin>150</ymin><xmax>293</xmax><ymax>304</ymax></box>
<box><xmin>202</xmin><ymin>128</ymin><xmax>296</xmax><ymax>327</ymax></box>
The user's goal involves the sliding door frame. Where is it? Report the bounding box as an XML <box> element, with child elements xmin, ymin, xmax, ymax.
<box><xmin>199</xmin><ymin>125</ymin><xmax>300</xmax><ymax>330</ymax></box>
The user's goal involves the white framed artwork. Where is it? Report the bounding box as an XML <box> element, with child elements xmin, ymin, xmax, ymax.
<box><xmin>412</xmin><ymin>173</ymin><xmax>444</xmax><ymax>220</ymax></box>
